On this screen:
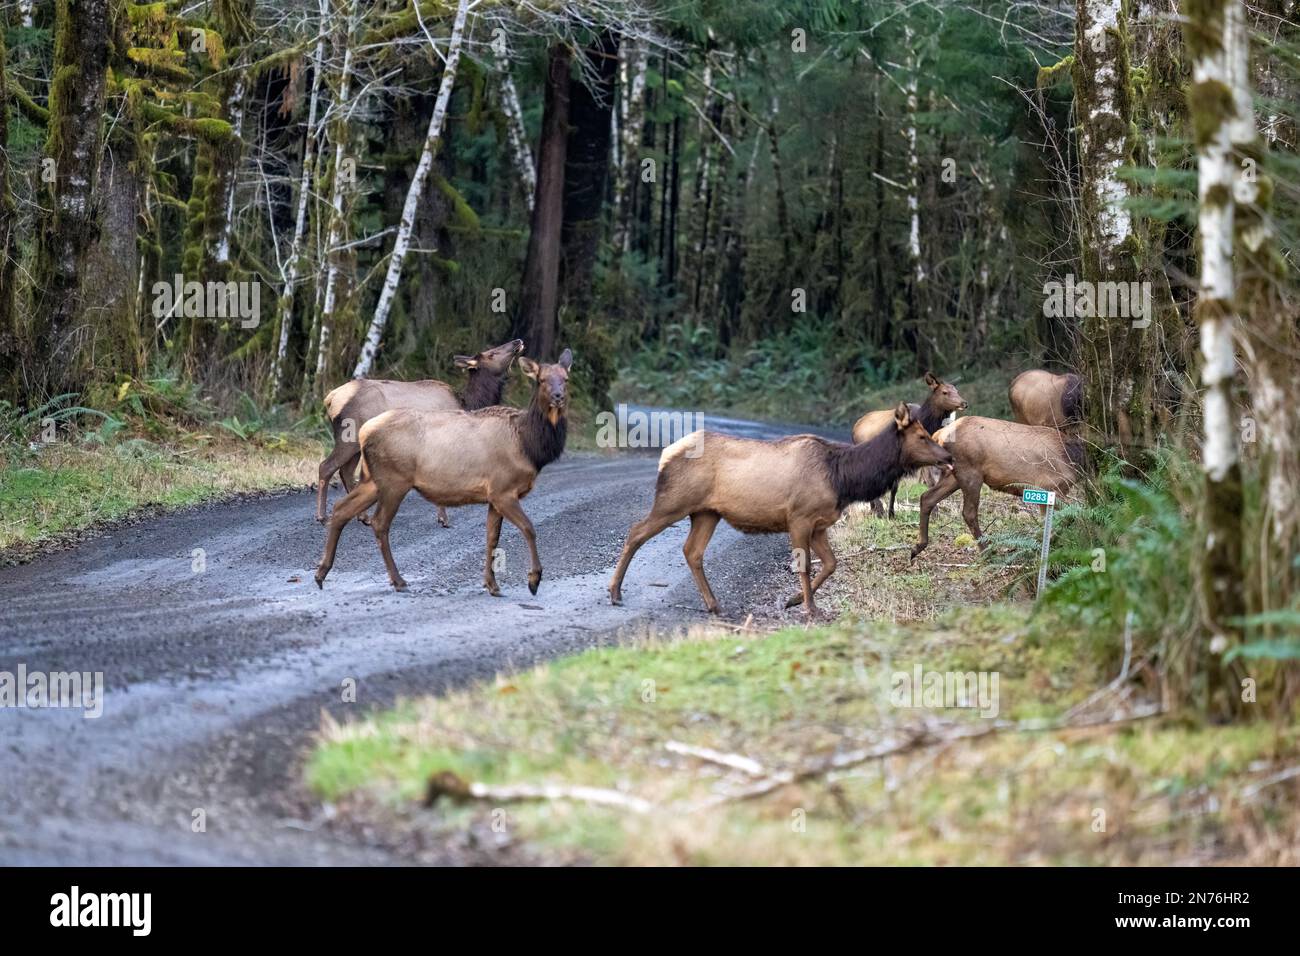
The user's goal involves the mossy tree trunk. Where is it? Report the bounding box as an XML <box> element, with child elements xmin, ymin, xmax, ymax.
<box><xmin>30</xmin><ymin>0</ymin><xmax>113</xmax><ymax>396</ymax></box>
<box><xmin>1184</xmin><ymin>0</ymin><xmax>1246</xmax><ymax>716</ymax></box>
<box><xmin>0</xmin><ymin>28</ymin><xmax>20</xmax><ymax>400</ymax></box>
<box><xmin>1073</xmin><ymin>0</ymin><xmax>1156</xmax><ymax>462</ymax></box>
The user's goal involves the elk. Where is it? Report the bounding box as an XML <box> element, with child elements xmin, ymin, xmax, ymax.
<box><xmin>851</xmin><ymin>371</ymin><xmax>968</xmax><ymax>518</ymax></box>
<box><xmin>1008</xmin><ymin>369</ymin><xmax>1081</xmax><ymax>429</ymax></box>
<box><xmin>608</xmin><ymin>404</ymin><xmax>953</xmax><ymax>618</ymax></box>
<box><xmin>314</xmin><ymin>350</ymin><xmax>572</xmax><ymax>595</ymax></box>
<box><xmin>315</xmin><ymin>338</ymin><xmax>524</xmax><ymax>527</ymax></box>
<box><xmin>910</xmin><ymin>416</ymin><xmax>1086</xmax><ymax>560</ymax></box>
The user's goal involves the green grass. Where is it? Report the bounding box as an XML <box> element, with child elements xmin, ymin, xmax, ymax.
<box><xmin>308</xmin><ymin>487</ymin><xmax>1299</xmax><ymax>864</ymax></box>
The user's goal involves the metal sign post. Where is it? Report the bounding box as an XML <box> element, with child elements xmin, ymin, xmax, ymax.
<box><xmin>1022</xmin><ymin>488</ymin><xmax>1057</xmax><ymax>598</ymax></box>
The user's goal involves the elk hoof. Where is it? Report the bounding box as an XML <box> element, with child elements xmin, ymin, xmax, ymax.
<box><xmin>705</xmin><ymin>602</ymin><xmax>720</xmax><ymax>615</ymax></box>
<box><xmin>315</xmin><ymin>515</ymin><xmax>326</xmax><ymax>525</ymax></box>
<box><xmin>485</xmin><ymin>582</ymin><xmax>501</xmax><ymax>597</ymax></box>
<box><xmin>314</xmin><ymin>570</ymin><xmax>326</xmax><ymax>589</ymax></box>
<box><xmin>783</xmin><ymin>592</ymin><xmax>803</xmax><ymax>609</ymax></box>
<box><xmin>438</xmin><ymin>515</ymin><xmax>451</xmax><ymax>529</ymax></box>
<box><xmin>358</xmin><ymin>514</ymin><xmax>372</xmax><ymax>527</ymax></box>
<box><xmin>528</xmin><ymin>570</ymin><xmax>542</xmax><ymax>595</ymax></box>
<box><xmin>609</xmin><ymin>588</ymin><xmax>622</xmax><ymax>606</ymax></box>
<box><xmin>909</xmin><ymin>544</ymin><xmax>924</xmax><ymax>562</ymax></box>
<box><xmin>392</xmin><ymin>577</ymin><xmax>407</xmax><ymax>592</ymax></box>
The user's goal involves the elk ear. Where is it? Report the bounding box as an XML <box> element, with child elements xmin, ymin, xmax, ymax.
<box><xmin>924</xmin><ymin>371</ymin><xmax>940</xmax><ymax>390</ymax></box>
<box><xmin>518</xmin><ymin>356</ymin><xmax>541</xmax><ymax>380</ymax></box>
<box><xmin>557</xmin><ymin>348</ymin><xmax>573</xmax><ymax>371</ymax></box>
<box><xmin>894</xmin><ymin>402</ymin><xmax>911</xmax><ymax>430</ymax></box>
<box><xmin>453</xmin><ymin>355</ymin><xmax>477</xmax><ymax>369</ymax></box>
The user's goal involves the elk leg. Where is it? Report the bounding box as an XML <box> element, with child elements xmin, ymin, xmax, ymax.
<box><xmin>483</xmin><ymin>506</ymin><xmax>504</xmax><ymax>596</ymax></box>
<box><xmin>315</xmin><ymin>444</ymin><xmax>356</xmax><ymax>522</ymax></box>
<box><xmin>785</xmin><ymin>528</ymin><xmax>837</xmax><ymax>609</ymax></box>
<box><xmin>887</xmin><ymin>481</ymin><xmax>899</xmax><ymax>519</ymax></box>
<box><xmin>436</xmin><ymin>506</ymin><xmax>451</xmax><ymax>529</ymax></box>
<box><xmin>337</xmin><ymin>451</ymin><xmax>372</xmax><ymax>526</ymax></box>
<box><xmin>788</xmin><ymin>523</ymin><xmax>817</xmax><ymax>617</ymax></box>
<box><xmin>959</xmin><ymin>474</ymin><xmax>986</xmax><ymax>548</ymax></box>
<box><xmin>315</xmin><ymin>480</ymin><xmax>381</xmax><ymax>587</ymax></box>
<box><xmin>370</xmin><ymin>487</ymin><xmax>408</xmax><ymax>591</ymax></box>
<box><xmin>869</xmin><ymin>497</ymin><xmax>884</xmax><ymax>518</ymax></box>
<box><xmin>608</xmin><ymin>507</ymin><xmax>688</xmax><ymax>605</ymax></box>
<box><xmin>494</xmin><ymin>496</ymin><xmax>542</xmax><ymax>595</ymax></box>
<box><xmin>682</xmin><ymin>511</ymin><xmax>722</xmax><ymax>614</ymax></box>
<box><xmin>911</xmin><ymin>470</ymin><xmax>961</xmax><ymax>561</ymax></box>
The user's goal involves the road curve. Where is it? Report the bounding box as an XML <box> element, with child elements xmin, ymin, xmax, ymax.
<box><xmin>0</xmin><ymin>413</ymin><xmax>846</xmax><ymax>864</ymax></box>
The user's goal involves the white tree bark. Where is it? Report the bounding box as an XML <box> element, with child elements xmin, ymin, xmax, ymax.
<box><xmin>352</xmin><ymin>0</ymin><xmax>471</xmax><ymax>380</ymax></box>
<box><xmin>214</xmin><ymin>74</ymin><xmax>248</xmax><ymax>265</ymax></box>
<box><xmin>270</xmin><ymin>11</ymin><xmax>328</xmax><ymax>394</ymax></box>
<box><xmin>904</xmin><ymin>27</ymin><xmax>923</xmax><ymax>287</ymax></box>
<box><xmin>615</xmin><ymin>44</ymin><xmax>648</xmax><ymax>254</ymax></box>
<box><xmin>1194</xmin><ymin>3</ymin><xmax>1240</xmax><ymax>483</ymax></box>
<box><xmin>19</xmin><ymin>0</ymin><xmax>33</xmax><ymax>28</ymax></box>
<box><xmin>501</xmin><ymin>69</ymin><xmax>535</xmax><ymax>211</ymax></box>
<box><xmin>1077</xmin><ymin>0</ymin><xmax>1133</xmax><ymax>269</ymax></box>
<box><xmin>312</xmin><ymin>1</ymin><xmax>358</xmax><ymax>390</ymax></box>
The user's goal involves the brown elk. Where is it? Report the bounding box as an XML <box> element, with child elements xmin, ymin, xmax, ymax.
<box><xmin>314</xmin><ymin>350</ymin><xmax>572</xmax><ymax>595</ymax></box>
<box><xmin>1008</xmin><ymin>369</ymin><xmax>1081</xmax><ymax>429</ymax></box>
<box><xmin>315</xmin><ymin>338</ymin><xmax>525</xmax><ymax>527</ymax></box>
<box><xmin>909</xmin><ymin>416</ymin><xmax>1085</xmax><ymax>560</ymax></box>
<box><xmin>851</xmin><ymin>371</ymin><xmax>968</xmax><ymax>518</ymax></box>
<box><xmin>608</xmin><ymin>404</ymin><xmax>954</xmax><ymax>618</ymax></box>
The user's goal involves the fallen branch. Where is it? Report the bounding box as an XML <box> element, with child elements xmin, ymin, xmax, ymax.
<box><xmin>666</xmin><ymin>740</ymin><xmax>766</xmax><ymax>777</ymax></box>
<box><xmin>426</xmin><ymin>770</ymin><xmax>653</xmax><ymax>814</ymax></box>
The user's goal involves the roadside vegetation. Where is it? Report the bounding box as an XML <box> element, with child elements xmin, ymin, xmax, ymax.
<box><xmin>0</xmin><ymin>376</ymin><xmax>325</xmax><ymax>557</ymax></box>
<box><xmin>308</xmin><ymin>474</ymin><xmax>1300</xmax><ymax>865</ymax></box>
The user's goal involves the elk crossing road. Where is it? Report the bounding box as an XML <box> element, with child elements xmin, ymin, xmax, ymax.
<box><xmin>0</xmin><ymin>411</ymin><xmax>841</xmax><ymax>864</ymax></box>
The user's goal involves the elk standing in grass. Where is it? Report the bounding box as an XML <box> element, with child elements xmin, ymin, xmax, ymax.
<box><xmin>315</xmin><ymin>350</ymin><xmax>572</xmax><ymax>594</ymax></box>
<box><xmin>910</xmin><ymin>416</ymin><xmax>1085</xmax><ymax>560</ymax></box>
<box><xmin>851</xmin><ymin>371</ymin><xmax>968</xmax><ymax>517</ymax></box>
<box><xmin>315</xmin><ymin>338</ymin><xmax>525</xmax><ymax>527</ymax></box>
<box><xmin>1008</xmin><ymin>369</ymin><xmax>1081</xmax><ymax>430</ymax></box>
<box><xmin>609</xmin><ymin>404</ymin><xmax>954</xmax><ymax>618</ymax></box>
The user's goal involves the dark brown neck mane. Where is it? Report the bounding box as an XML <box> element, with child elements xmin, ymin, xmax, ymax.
<box><xmin>516</xmin><ymin>396</ymin><xmax>567</xmax><ymax>471</ymax></box>
<box><xmin>826</xmin><ymin>427</ymin><xmax>907</xmax><ymax>511</ymax></box>
<box><xmin>457</xmin><ymin>366</ymin><xmax>511</xmax><ymax>411</ymax></box>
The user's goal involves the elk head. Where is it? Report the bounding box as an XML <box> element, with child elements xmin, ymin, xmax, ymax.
<box><xmin>895</xmin><ymin>402</ymin><xmax>953</xmax><ymax>470</ymax></box>
<box><xmin>454</xmin><ymin>338</ymin><xmax>526</xmax><ymax>375</ymax></box>
<box><xmin>925</xmin><ymin>371</ymin><xmax>969</xmax><ymax>414</ymax></box>
<box><xmin>520</xmin><ymin>349</ymin><xmax>572</xmax><ymax>427</ymax></box>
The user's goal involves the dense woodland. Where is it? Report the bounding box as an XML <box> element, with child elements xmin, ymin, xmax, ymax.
<box><xmin>0</xmin><ymin>0</ymin><xmax>1298</xmax><ymax>713</ymax></box>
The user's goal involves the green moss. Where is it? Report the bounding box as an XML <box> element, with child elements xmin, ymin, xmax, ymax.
<box><xmin>1187</xmin><ymin>79</ymin><xmax>1236</xmax><ymax>148</ymax></box>
<box><xmin>1036</xmin><ymin>55</ymin><xmax>1074</xmax><ymax>90</ymax></box>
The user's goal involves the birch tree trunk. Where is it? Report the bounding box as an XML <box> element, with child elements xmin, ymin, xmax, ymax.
<box><xmin>352</xmin><ymin>0</ymin><xmax>471</xmax><ymax>379</ymax></box>
<box><xmin>616</xmin><ymin>46</ymin><xmax>649</xmax><ymax>255</ymax></box>
<box><xmin>270</xmin><ymin>9</ymin><xmax>328</xmax><ymax>396</ymax></box>
<box><xmin>1184</xmin><ymin>0</ymin><xmax>1246</xmax><ymax>703</ymax></box>
<box><xmin>309</xmin><ymin>0</ymin><xmax>358</xmax><ymax>395</ymax></box>
<box><xmin>500</xmin><ymin>70</ymin><xmax>535</xmax><ymax>212</ymax></box>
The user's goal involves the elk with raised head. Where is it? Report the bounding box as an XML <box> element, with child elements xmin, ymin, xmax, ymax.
<box><xmin>608</xmin><ymin>404</ymin><xmax>954</xmax><ymax>618</ymax></box>
<box><xmin>315</xmin><ymin>338</ymin><xmax>525</xmax><ymax>527</ymax></box>
<box><xmin>851</xmin><ymin>371</ymin><xmax>968</xmax><ymax>518</ymax></box>
<box><xmin>314</xmin><ymin>350</ymin><xmax>572</xmax><ymax>595</ymax></box>
<box><xmin>909</xmin><ymin>416</ymin><xmax>1085</xmax><ymax>560</ymax></box>
<box><xmin>1008</xmin><ymin>369</ymin><xmax>1081</xmax><ymax>430</ymax></box>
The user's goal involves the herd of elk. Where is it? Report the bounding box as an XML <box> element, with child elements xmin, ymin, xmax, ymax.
<box><xmin>851</xmin><ymin>371</ymin><xmax>967</xmax><ymax>517</ymax></box>
<box><xmin>310</xmin><ymin>352</ymin><xmax>1081</xmax><ymax>616</ymax></box>
<box><xmin>315</xmin><ymin>351</ymin><xmax>571</xmax><ymax>595</ymax></box>
<box><xmin>315</xmin><ymin>338</ymin><xmax>524</xmax><ymax>527</ymax></box>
